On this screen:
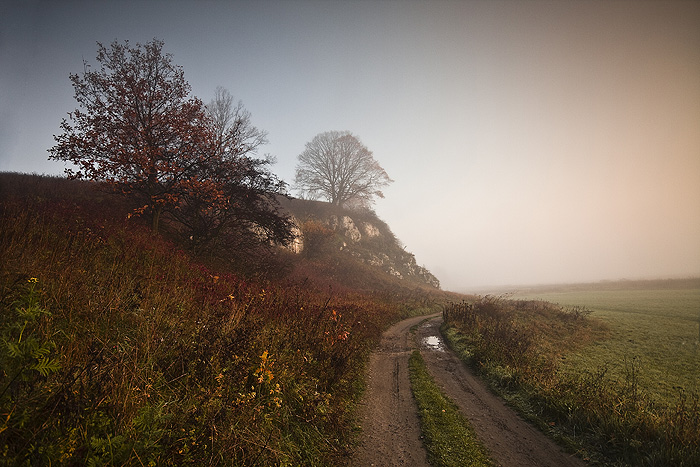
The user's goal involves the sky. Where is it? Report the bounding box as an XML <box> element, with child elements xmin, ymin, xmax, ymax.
<box><xmin>1</xmin><ymin>0</ymin><xmax>699</xmax><ymax>292</ymax></box>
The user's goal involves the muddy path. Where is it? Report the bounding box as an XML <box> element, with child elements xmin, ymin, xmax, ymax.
<box><xmin>349</xmin><ymin>314</ymin><xmax>431</xmax><ymax>467</ymax></box>
<box><xmin>349</xmin><ymin>314</ymin><xmax>586</xmax><ymax>467</ymax></box>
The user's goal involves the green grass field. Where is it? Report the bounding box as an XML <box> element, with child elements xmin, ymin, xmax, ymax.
<box><xmin>513</xmin><ymin>283</ymin><xmax>700</xmax><ymax>406</ymax></box>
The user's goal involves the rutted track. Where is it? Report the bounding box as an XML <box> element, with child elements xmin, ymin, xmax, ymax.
<box><xmin>349</xmin><ymin>314</ymin><xmax>431</xmax><ymax>466</ymax></box>
<box><xmin>350</xmin><ymin>314</ymin><xmax>586</xmax><ymax>467</ymax></box>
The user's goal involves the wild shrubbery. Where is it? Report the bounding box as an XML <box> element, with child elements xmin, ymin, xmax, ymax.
<box><xmin>443</xmin><ymin>296</ymin><xmax>700</xmax><ymax>466</ymax></box>
<box><xmin>0</xmin><ymin>173</ymin><xmax>415</xmax><ymax>465</ymax></box>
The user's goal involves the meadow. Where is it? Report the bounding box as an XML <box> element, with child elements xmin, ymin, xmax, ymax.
<box><xmin>442</xmin><ymin>281</ymin><xmax>700</xmax><ymax>466</ymax></box>
<box><xmin>512</xmin><ymin>282</ymin><xmax>700</xmax><ymax>406</ymax></box>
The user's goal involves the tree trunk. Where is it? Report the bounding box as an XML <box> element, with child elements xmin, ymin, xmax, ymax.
<box><xmin>152</xmin><ymin>205</ymin><xmax>163</xmax><ymax>233</ymax></box>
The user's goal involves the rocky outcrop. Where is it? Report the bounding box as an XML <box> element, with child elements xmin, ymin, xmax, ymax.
<box><xmin>362</xmin><ymin>222</ymin><xmax>381</xmax><ymax>238</ymax></box>
<box><xmin>279</xmin><ymin>199</ymin><xmax>440</xmax><ymax>289</ymax></box>
<box><xmin>360</xmin><ymin>249</ymin><xmax>440</xmax><ymax>289</ymax></box>
<box><xmin>286</xmin><ymin>219</ymin><xmax>304</xmax><ymax>254</ymax></box>
<box><xmin>329</xmin><ymin>215</ymin><xmax>362</xmax><ymax>243</ymax></box>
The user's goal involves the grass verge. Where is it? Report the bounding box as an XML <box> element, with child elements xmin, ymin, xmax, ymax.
<box><xmin>408</xmin><ymin>350</ymin><xmax>493</xmax><ymax>467</ymax></box>
<box><xmin>443</xmin><ymin>296</ymin><xmax>700</xmax><ymax>466</ymax></box>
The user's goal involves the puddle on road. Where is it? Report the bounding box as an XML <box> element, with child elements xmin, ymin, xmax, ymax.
<box><xmin>422</xmin><ymin>335</ymin><xmax>445</xmax><ymax>352</ymax></box>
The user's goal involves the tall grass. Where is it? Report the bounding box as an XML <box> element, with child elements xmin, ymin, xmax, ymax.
<box><xmin>443</xmin><ymin>296</ymin><xmax>700</xmax><ymax>466</ymax></box>
<box><xmin>0</xmin><ymin>173</ymin><xmax>418</xmax><ymax>465</ymax></box>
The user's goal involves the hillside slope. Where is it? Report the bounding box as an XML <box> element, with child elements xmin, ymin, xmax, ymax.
<box><xmin>0</xmin><ymin>172</ymin><xmax>448</xmax><ymax>466</ymax></box>
<box><xmin>278</xmin><ymin>197</ymin><xmax>440</xmax><ymax>290</ymax></box>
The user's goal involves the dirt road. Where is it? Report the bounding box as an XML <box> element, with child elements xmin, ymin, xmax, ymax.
<box><xmin>349</xmin><ymin>314</ymin><xmax>586</xmax><ymax>467</ymax></box>
<box><xmin>349</xmin><ymin>314</ymin><xmax>431</xmax><ymax>467</ymax></box>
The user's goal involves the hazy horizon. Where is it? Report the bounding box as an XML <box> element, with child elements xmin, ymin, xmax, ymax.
<box><xmin>455</xmin><ymin>275</ymin><xmax>700</xmax><ymax>295</ymax></box>
<box><xmin>2</xmin><ymin>0</ymin><xmax>699</xmax><ymax>291</ymax></box>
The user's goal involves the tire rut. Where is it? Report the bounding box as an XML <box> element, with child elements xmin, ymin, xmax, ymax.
<box><xmin>415</xmin><ymin>316</ymin><xmax>586</xmax><ymax>467</ymax></box>
<box><xmin>349</xmin><ymin>314</ymin><xmax>431</xmax><ymax>467</ymax></box>
<box><xmin>349</xmin><ymin>313</ymin><xmax>587</xmax><ymax>466</ymax></box>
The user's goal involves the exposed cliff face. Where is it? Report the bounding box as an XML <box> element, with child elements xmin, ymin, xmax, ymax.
<box><xmin>278</xmin><ymin>198</ymin><xmax>440</xmax><ymax>289</ymax></box>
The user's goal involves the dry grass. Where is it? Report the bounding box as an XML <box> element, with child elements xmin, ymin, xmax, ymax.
<box><xmin>0</xmin><ymin>173</ymin><xmax>444</xmax><ymax>466</ymax></box>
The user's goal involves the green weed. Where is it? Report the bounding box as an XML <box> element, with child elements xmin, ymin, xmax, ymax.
<box><xmin>408</xmin><ymin>350</ymin><xmax>493</xmax><ymax>467</ymax></box>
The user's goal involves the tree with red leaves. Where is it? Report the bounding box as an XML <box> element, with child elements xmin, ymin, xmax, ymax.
<box><xmin>49</xmin><ymin>39</ymin><xmax>221</xmax><ymax>232</ymax></box>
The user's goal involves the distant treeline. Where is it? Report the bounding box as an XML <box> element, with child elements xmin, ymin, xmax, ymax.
<box><xmin>511</xmin><ymin>277</ymin><xmax>700</xmax><ymax>294</ymax></box>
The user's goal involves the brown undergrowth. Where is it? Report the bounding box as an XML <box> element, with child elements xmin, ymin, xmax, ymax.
<box><xmin>0</xmin><ymin>173</ymin><xmax>440</xmax><ymax>466</ymax></box>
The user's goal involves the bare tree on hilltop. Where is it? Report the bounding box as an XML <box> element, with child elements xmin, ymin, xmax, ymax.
<box><xmin>294</xmin><ymin>131</ymin><xmax>393</xmax><ymax>209</ymax></box>
<box><xmin>172</xmin><ymin>86</ymin><xmax>294</xmax><ymax>252</ymax></box>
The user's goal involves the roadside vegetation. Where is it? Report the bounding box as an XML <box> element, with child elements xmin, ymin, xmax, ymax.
<box><xmin>513</xmin><ymin>284</ymin><xmax>700</xmax><ymax>404</ymax></box>
<box><xmin>443</xmin><ymin>291</ymin><xmax>700</xmax><ymax>466</ymax></box>
<box><xmin>408</xmin><ymin>350</ymin><xmax>493</xmax><ymax>467</ymax></box>
<box><xmin>0</xmin><ymin>173</ymin><xmax>443</xmax><ymax>466</ymax></box>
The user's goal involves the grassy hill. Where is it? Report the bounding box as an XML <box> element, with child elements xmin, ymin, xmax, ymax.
<box><xmin>0</xmin><ymin>172</ymin><xmax>452</xmax><ymax>466</ymax></box>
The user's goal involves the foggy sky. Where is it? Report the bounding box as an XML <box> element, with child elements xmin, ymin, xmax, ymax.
<box><xmin>1</xmin><ymin>0</ymin><xmax>699</xmax><ymax>291</ymax></box>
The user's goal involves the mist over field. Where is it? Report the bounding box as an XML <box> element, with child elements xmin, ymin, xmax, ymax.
<box><xmin>2</xmin><ymin>0</ymin><xmax>699</xmax><ymax>290</ymax></box>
